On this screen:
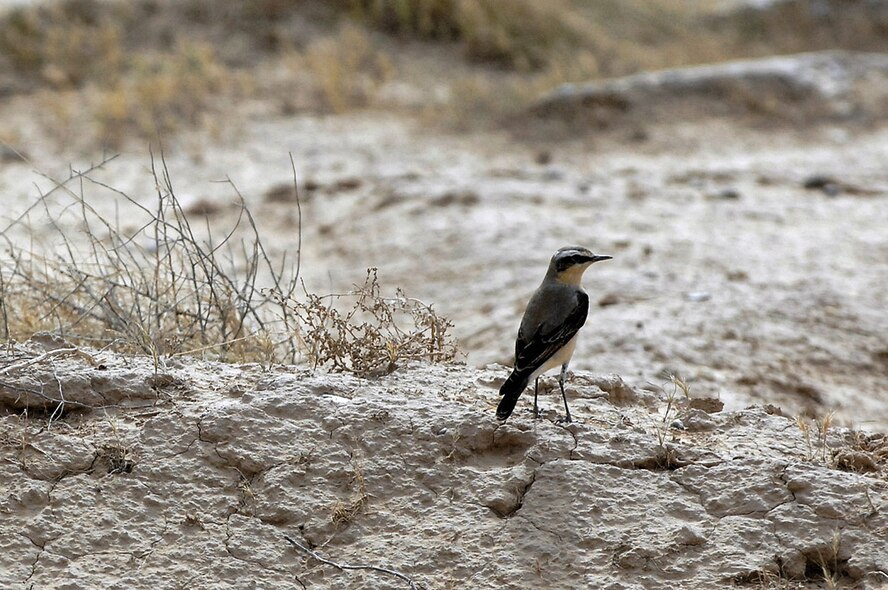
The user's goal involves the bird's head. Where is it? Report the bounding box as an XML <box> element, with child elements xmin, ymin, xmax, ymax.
<box><xmin>548</xmin><ymin>246</ymin><xmax>612</xmax><ymax>285</ymax></box>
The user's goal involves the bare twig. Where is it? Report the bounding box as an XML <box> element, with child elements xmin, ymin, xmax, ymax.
<box><xmin>288</xmin><ymin>152</ymin><xmax>303</xmax><ymax>286</ymax></box>
<box><xmin>47</xmin><ymin>365</ymin><xmax>66</xmax><ymax>429</ymax></box>
<box><xmin>284</xmin><ymin>535</ymin><xmax>418</xmax><ymax>590</ymax></box>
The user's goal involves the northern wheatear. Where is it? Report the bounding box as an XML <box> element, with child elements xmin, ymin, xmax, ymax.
<box><xmin>497</xmin><ymin>246</ymin><xmax>612</xmax><ymax>423</ymax></box>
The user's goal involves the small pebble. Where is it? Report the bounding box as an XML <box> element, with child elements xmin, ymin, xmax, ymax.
<box><xmin>670</xmin><ymin>419</ymin><xmax>686</xmax><ymax>430</ymax></box>
<box><xmin>710</xmin><ymin>188</ymin><xmax>740</xmax><ymax>200</ymax></box>
<box><xmin>685</xmin><ymin>292</ymin><xmax>711</xmax><ymax>302</ymax></box>
<box><xmin>802</xmin><ymin>174</ymin><xmax>841</xmax><ymax>196</ymax></box>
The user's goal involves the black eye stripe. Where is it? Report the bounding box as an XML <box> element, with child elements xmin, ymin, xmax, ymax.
<box><xmin>556</xmin><ymin>255</ymin><xmax>581</xmax><ymax>270</ymax></box>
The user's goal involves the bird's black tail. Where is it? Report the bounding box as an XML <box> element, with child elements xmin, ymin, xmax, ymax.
<box><xmin>496</xmin><ymin>371</ymin><xmax>530</xmax><ymax>421</ymax></box>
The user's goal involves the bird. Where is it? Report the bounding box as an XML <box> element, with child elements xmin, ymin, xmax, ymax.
<box><xmin>496</xmin><ymin>246</ymin><xmax>612</xmax><ymax>423</ymax></box>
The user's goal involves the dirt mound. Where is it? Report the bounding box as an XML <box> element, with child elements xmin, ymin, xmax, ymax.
<box><xmin>2</xmin><ymin>343</ymin><xmax>885</xmax><ymax>588</ymax></box>
<box><xmin>530</xmin><ymin>51</ymin><xmax>888</xmax><ymax>130</ymax></box>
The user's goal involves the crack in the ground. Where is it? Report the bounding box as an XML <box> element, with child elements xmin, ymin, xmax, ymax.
<box><xmin>129</xmin><ymin>518</ymin><xmax>170</xmax><ymax>569</ymax></box>
<box><xmin>21</xmin><ymin>533</ymin><xmax>45</xmax><ymax>583</ymax></box>
<box><xmin>669</xmin><ymin>462</ymin><xmax>798</xmax><ymax>521</ymax></box>
<box><xmin>501</xmin><ymin>471</ymin><xmax>537</xmax><ymax>518</ymax></box>
<box><xmin>520</xmin><ymin>514</ymin><xmax>565</xmax><ymax>543</ymax></box>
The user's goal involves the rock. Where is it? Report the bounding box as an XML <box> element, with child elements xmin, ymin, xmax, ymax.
<box><xmin>530</xmin><ymin>51</ymin><xmax>888</xmax><ymax>129</ymax></box>
<box><xmin>709</xmin><ymin>188</ymin><xmax>741</xmax><ymax>200</ymax></box>
<box><xmin>430</xmin><ymin>190</ymin><xmax>480</xmax><ymax>207</ymax></box>
<box><xmin>670</xmin><ymin>419</ymin><xmax>686</xmax><ymax>430</ymax></box>
<box><xmin>182</xmin><ymin>196</ymin><xmax>224</xmax><ymax>216</ymax></box>
<box><xmin>689</xmin><ymin>397</ymin><xmax>725</xmax><ymax>413</ymax></box>
<box><xmin>683</xmin><ymin>408</ymin><xmax>717</xmax><ymax>432</ymax></box>
<box><xmin>803</xmin><ymin>174</ymin><xmax>842</xmax><ymax>196</ymax></box>
<box><xmin>0</xmin><ymin>344</ymin><xmax>169</xmax><ymax>412</ymax></box>
<box><xmin>263</xmin><ymin>182</ymin><xmax>298</xmax><ymax>202</ymax></box>
<box><xmin>685</xmin><ymin>291</ymin><xmax>712</xmax><ymax>302</ymax></box>
<box><xmin>597</xmin><ymin>292</ymin><xmax>621</xmax><ymax>307</ymax></box>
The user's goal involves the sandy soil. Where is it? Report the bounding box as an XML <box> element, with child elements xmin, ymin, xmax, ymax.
<box><xmin>2</xmin><ymin>101</ymin><xmax>886</xmax><ymax>428</ymax></box>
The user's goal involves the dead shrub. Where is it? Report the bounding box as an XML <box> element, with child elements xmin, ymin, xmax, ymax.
<box><xmin>0</xmin><ymin>152</ymin><xmax>300</xmax><ymax>367</ymax></box>
<box><xmin>288</xmin><ymin>268</ymin><xmax>459</xmax><ymax>378</ymax></box>
<box><xmin>833</xmin><ymin>431</ymin><xmax>887</xmax><ymax>475</ymax></box>
<box><xmin>0</xmin><ymin>153</ymin><xmax>462</xmax><ymax>375</ymax></box>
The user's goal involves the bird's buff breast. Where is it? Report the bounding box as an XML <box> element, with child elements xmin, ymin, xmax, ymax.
<box><xmin>531</xmin><ymin>333</ymin><xmax>579</xmax><ymax>380</ymax></box>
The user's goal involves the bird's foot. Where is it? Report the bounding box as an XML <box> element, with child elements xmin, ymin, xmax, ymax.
<box><xmin>555</xmin><ymin>415</ymin><xmax>573</xmax><ymax>425</ymax></box>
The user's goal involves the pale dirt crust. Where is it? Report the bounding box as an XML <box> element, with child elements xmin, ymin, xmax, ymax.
<box><xmin>1</xmin><ymin>344</ymin><xmax>886</xmax><ymax>589</ymax></box>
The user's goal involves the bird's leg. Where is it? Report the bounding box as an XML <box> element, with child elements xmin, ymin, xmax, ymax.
<box><xmin>533</xmin><ymin>378</ymin><xmax>540</xmax><ymax>419</ymax></box>
<box><xmin>558</xmin><ymin>363</ymin><xmax>572</xmax><ymax>424</ymax></box>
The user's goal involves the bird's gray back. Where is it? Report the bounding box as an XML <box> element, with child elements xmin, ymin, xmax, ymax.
<box><xmin>520</xmin><ymin>281</ymin><xmax>586</xmax><ymax>338</ymax></box>
<box><xmin>512</xmin><ymin>281</ymin><xmax>589</xmax><ymax>374</ymax></box>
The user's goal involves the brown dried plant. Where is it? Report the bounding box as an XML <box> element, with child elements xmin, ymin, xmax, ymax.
<box><xmin>288</xmin><ymin>268</ymin><xmax>459</xmax><ymax>378</ymax></box>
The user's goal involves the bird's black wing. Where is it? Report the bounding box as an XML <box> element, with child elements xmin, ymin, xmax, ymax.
<box><xmin>513</xmin><ymin>291</ymin><xmax>589</xmax><ymax>375</ymax></box>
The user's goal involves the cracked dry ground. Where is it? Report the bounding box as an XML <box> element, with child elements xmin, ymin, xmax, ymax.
<box><xmin>1</xmin><ymin>349</ymin><xmax>886</xmax><ymax>589</ymax></box>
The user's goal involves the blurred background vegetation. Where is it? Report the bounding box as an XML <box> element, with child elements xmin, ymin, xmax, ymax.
<box><xmin>0</xmin><ymin>0</ymin><xmax>885</xmax><ymax>148</ymax></box>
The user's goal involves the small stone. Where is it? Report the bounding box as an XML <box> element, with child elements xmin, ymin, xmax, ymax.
<box><xmin>333</xmin><ymin>177</ymin><xmax>362</xmax><ymax>191</ymax></box>
<box><xmin>685</xmin><ymin>292</ymin><xmax>711</xmax><ymax>302</ymax></box>
<box><xmin>541</xmin><ymin>167</ymin><xmax>565</xmax><ymax>181</ymax></box>
<box><xmin>683</xmin><ymin>409</ymin><xmax>717</xmax><ymax>432</ymax></box>
<box><xmin>709</xmin><ymin>188</ymin><xmax>741</xmax><ymax>200</ymax></box>
<box><xmin>183</xmin><ymin>197</ymin><xmax>223</xmax><ymax>216</ymax></box>
<box><xmin>263</xmin><ymin>183</ymin><xmax>297</xmax><ymax>203</ymax></box>
<box><xmin>670</xmin><ymin>419</ymin><xmax>686</xmax><ymax>430</ymax></box>
<box><xmin>534</xmin><ymin>151</ymin><xmax>552</xmax><ymax>165</ymax></box>
<box><xmin>598</xmin><ymin>293</ymin><xmax>621</xmax><ymax>307</ymax></box>
<box><xmin>802</xmin><ymin>174</ymin><xmax>841</xmax><ymax>196</ymax></box>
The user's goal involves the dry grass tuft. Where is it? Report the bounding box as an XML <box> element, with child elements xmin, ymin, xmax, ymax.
<box><xmin>0</xmin><ymin>0</ymin><xmax>124</xmax><ymax>88</ymax></box>
<box><xmin>289</xmin><ymin>268</ymin><xmax>459</xmax><ymax>378</ymax></box>
<box><xmin>330</xmin><ymin>456</ymin><xmax>370</xmax><ymax>526</ymax></box>
<box><xmin>94</xmin><ymin>42</ymin><xmax>243</xmax><ymax>148</ymax></box>
<box><xmin>304</xmin><ymin>24</ymin><xmax>394</xmax><ymax>113</ymax></box>
<box><xmin>343</xmin><ymin>0</ymin><xmax>715</xmax><ymax>72</ymax></box>
<box><xmin>0</xmin><ymin>0</ymin><xmax>245</xmax><ymax>147</ymax></box>
<box><xmin>653</xmin><ymin>372</ymin><xmax>690</xmax><ymax>448</ymax></box>
<box><xmin>795</xmin><ymin>411</ymin><xmax>836</xmax><ymax>466</ymax></box>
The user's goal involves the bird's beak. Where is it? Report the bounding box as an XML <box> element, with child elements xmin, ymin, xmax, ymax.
<box><xmin>590</xmin><ymin>255</ymin><xmax>612</xmax><ymax>263</ymax></box>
